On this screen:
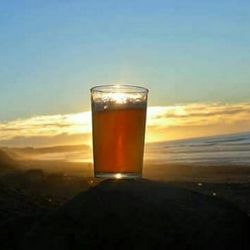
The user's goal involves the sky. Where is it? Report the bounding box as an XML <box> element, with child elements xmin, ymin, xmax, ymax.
<box><xmin>0</xmin><ymin>0</ymin><xmax>250</xmax><ymax>146</ymax></box>
<box><xmin>1</xmin><ymin>103</ymin><xmax>250</xmax><ymax>147</ymax></box>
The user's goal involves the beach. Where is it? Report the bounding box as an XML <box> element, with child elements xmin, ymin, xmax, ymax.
<box><xmin>0</xmin><ymin>162</ymin><xmax>250</xmax><ymax>249</ymax></box>
<box><xmin>0</xmin><ymin>132</ymin><xmax>250</xmax><ymax>248</ymax></box>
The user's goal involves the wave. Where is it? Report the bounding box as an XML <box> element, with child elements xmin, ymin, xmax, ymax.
<box><xmin>145</xmin><ymin>132</ymin><xmax>250</xmax><ymax>166</ymax></box>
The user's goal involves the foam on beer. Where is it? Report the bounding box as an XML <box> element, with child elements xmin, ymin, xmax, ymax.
<box><xmin>92</xmin><ymin>92</ymin><xmax>147</xmax><ymax>112</ymax></box>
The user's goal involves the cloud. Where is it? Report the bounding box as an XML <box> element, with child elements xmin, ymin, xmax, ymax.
<box><xmin>0</xmin><ymin>112</ymin><xmax>91</xmax><ymax>141</ymax></box>
<box><xmin>0</xmin><ymin>102</ymin><xmax>250</xmax><ymax>147</ymax></box>
<box><xmin>0</xmin><ymin>133</ymin><xmax>91</xmax><ymax>148</ymax></box>
<box><xmin>147</xmin><ymin>103</ymin><xmax>250</xmax><ymax>128</ymax></box>
<box><xmin>146</xmin><ymin>103</ymin><xmax>250</xmax><ymax>141</ymax></box>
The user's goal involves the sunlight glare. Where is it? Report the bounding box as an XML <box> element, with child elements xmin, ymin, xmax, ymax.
<box><xmin>115</xmin><ymin>173</ymin><xmax>122</xmax><ymax>179</ymax></box>
<box><xmin>111</xmin><ymin>93</ymin><xmax>128</xmax><ymax>104</ymax></box>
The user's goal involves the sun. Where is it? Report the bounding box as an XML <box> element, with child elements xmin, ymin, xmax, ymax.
<box><xmin>66</xmin><ymin>112</ymin><xmax>91</xmax><ymax>134</ymax></box>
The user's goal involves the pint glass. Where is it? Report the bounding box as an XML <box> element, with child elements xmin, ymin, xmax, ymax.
<box><xmin>91</xmin><ymin>85</ymin><xmax>148</xmax><ymax>178</ymax></box>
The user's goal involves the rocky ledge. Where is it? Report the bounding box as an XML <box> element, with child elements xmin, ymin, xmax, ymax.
<box><xmin>23</xmin><ymin>179</ymin><xmax>250</xmax><ymax>250</ymax></box>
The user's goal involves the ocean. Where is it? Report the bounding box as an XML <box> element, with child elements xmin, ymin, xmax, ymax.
<box><xmin>145</xmin><ymin>132</ymin><xmax>250</xmax><ymax>166</ymax></box>
<box><xmin>20</xmin><ymin>132</ymin><xmax>250</xmax><ymax>167</ymax></box>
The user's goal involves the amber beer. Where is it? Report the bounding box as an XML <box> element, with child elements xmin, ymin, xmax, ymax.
<box><xmin>91</xmin><ymin>85</ymin><xmax>148</xmax><ymax>178</ymax></box>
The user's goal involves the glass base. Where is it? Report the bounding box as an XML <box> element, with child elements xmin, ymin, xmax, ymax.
<box><xmin>95</xmin><ymin>172</ymin><xmax>142</xmax><ymax>179</ymax></box>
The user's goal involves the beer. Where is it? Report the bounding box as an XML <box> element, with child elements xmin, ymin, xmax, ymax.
<box><xmin>92</xmin><ymin>107</ymin><xmax>146</xmax><ymax>175</ymax></box>
<box><xmin>91</xmin><ymin>85</ymin><xmax>148</xmax><ymax>178</ymax></box>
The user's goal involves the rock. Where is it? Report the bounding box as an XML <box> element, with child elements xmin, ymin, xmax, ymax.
<box><xmin>23</xmin><ymin>179</ymin><xmax>250</xmax><ymax>250</ymax></box>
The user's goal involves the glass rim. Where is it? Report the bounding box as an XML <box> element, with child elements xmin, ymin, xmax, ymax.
<box><xmin>90</xmin><ymin>84</ymin><xmax>149</xmax><ymax>94</ymax></box>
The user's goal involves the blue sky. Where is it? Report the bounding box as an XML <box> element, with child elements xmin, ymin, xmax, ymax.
<box><xmin>1</xmin><ymin>0</ymin><xmax>250</xmax><ymax>121</ymax></box>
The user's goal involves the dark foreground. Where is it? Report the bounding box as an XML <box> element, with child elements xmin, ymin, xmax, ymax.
<box><xmin>24</xmin><ymin>180</ymin><xmax>250</xmax><ymax>249</ymax></box>
<box><xmin>0</xmin><ymin>173</ymin><xmax>249</xmax><ymax>250</ymax></box>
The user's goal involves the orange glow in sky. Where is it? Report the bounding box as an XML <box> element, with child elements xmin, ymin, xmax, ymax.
<box><xmin>0</xmin><ymin>102</ymin><xmax>250</xmax><ymax>147</ymax></box>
